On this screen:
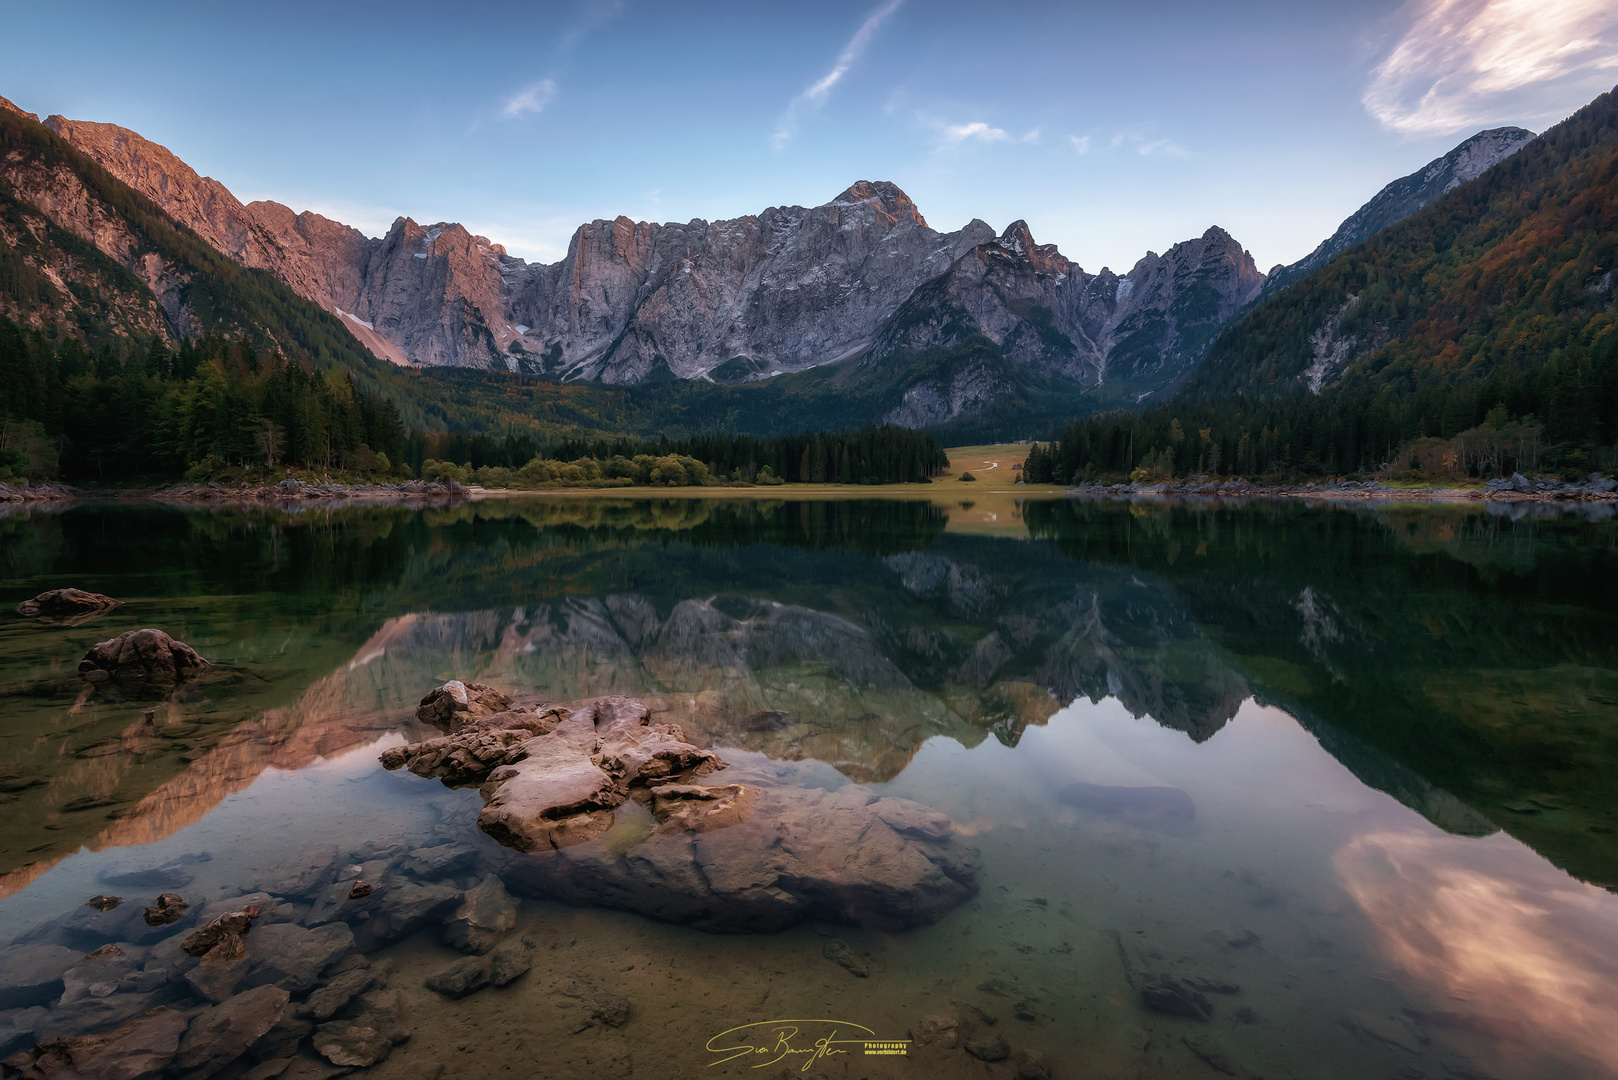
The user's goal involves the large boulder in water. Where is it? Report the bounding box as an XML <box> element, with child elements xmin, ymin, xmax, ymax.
<box><xmin>16</xmin><ymin>588</ymin><xmax>120</xmax><ymax>617</ymax></box>
<box><xmin>79</xmin><ymin>629</ymin><xmax>209</xmax><ymax>688</ymax></box>
<box><xmin>383</xmin><ymin>691</ymin><xmax>979</xmax><ymax>931</ymax></box>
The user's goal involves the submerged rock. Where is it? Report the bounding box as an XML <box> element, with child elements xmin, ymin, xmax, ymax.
<box><xmin>79</xmin><ymin>629</ymin><xmax>209</xmax><ymax>689</ymax></box>
<box><xmin>1056</xmin><ymin>781</ymin><xmax>1196</xmax><ymax>822</ymax></box>
<box><xmin>424</xmin><ymin>957</ymin><xmax>489</xmax><ymax>999</ymax></box>
<box><xmin>174</xmin><ymin>984</ymin><xmax>288</xmax><ymax>1075</ymax></box>
<box><xmin>85</xmin><ymin>896</ymin><xmax>122</xmax><ymax>913</ymax></box>
<box><xmin>1</xmin><ymin>1006</ymin><xmax>188</xmax><ymax>1080</ymax></box>
<box><xmin>0</xmin><ymin>945</ymin><xmax>80</xmax><ymax>1010</ymax></box>
<box><xmin>311</xmin><ymin>1020</ymin><xmax>393</xmax><ymax>1068</ymax></box>
<box><xmin>242</xmin><ymin>923</ymin><xmax>354</xmax><ymax>995</ymax></box>
<box><xmin>16</xmin><ymin>589</ymin><xmax>120</xmax><ymax>618</ymax></box>
<box><xmin>442</xmin><ymin>876</ymin><xmax>518</xmax><ymax>954</ymax></box>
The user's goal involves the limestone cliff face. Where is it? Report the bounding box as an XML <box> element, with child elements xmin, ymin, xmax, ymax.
<box><xmin>866</xmin><ymin>221</ymin><xmax>1265</xmax><ymax>424</ymax></box>
<box><xmin>0</xmin><ymin>115</ymin><xmax>195</xmax><ymax>340</ymax></box>
<box><xmin>40</xmin><ymin>108</ymin><xmax>1268</xmax><ymax>401</ymax></box>
<box><xmin>506</xmin><ymin>181</ymin><xmax>996</xmax><ymax>383</ymax></box>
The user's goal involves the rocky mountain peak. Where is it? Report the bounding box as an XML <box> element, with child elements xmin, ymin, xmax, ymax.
<box><xmin>1260</xmin><ymin>124</ymin><xmax>1535</xmax><ymax>299</ymax></box>
<box><xmin>996</xmin><ymin>219</ymin><xmax>1035</xmax><ymax>255</ymax></box>
<box><xmin>0</xmin><ymin>95</ymin><xmax>36</xmax><ymax>122</ymax></box>
<box><xmin>834</xmin><ymin>180</ymin><xmax>928</xmax><ymax>228</ymax></box>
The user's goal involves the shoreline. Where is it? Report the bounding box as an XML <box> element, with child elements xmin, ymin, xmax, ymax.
<box><xmin>6</xmin><ymin>478</ymin><xmax>1616</xmax><ymax>509</ymax></box>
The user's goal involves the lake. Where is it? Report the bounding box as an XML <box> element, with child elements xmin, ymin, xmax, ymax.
<box><xmin>1</xmin><ymin>495</ymin><xmax>1616</xmax><ymax>1080</ymax></box>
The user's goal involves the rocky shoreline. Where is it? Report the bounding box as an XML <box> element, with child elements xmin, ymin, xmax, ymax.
<box><xmin>0</xmin><ymin>481</ymin><xmax>77</xmax><ymax>503</ymax></box>
<box><xmin>0</xmin><ymin>478</ymin><xmax>471</xmax><ymax>506</ymax></box>
<box><xmin>1064</xmin><ymin>470</ymin><xmax>1618</xmax><ymax>503</ymax></box>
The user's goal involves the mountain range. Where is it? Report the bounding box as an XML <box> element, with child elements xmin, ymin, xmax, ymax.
<box><xmin>0</xmin><ymin>90</ymin><xmax>1541</xmax><ymax>430</ymax></box>
<box><xmin>0</xmin><ymin>89</ymin><xmax>1560</xmax><ymax>435</ymax></box>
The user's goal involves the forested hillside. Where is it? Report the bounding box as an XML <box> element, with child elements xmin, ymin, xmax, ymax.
<box><xmin>1025</xmin><ymin>87</ymin><xmax>1618</xmax><ymax>483</ymax></box>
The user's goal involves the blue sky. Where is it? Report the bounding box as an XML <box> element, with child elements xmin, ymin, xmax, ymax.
<box><xmin>8</xmin><ymin>0</ymin><xmax>1618</xmax><ymax>272</ymax></box>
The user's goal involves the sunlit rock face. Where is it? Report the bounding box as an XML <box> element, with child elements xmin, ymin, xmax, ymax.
<box><xmin>39</xmin><ymin>113</ymin><xmax>1267</xmax><ymax>400</ymax></box>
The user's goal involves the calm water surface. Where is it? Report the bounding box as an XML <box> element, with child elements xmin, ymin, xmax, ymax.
<box><xmin>1</xmin><ymin>496</ymin><xmax>1616</xmax><ymax>1080</ymax></box>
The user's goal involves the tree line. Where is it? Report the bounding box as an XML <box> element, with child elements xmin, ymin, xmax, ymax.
<box><xmin>0</xmin><ymin>317</ymin><xmax>410</xmax><ymax>481</ymax></box>
<box><xmin>1020</xmin><ymin>362</ymin><xmax>1616</xmax><ymax>485</ymax></box>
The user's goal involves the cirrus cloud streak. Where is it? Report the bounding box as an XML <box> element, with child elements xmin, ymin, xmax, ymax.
<box><xmin>1364</xmin><ymin>0</ymin><xmax>1618</xmax><ymax>134</ymax></box>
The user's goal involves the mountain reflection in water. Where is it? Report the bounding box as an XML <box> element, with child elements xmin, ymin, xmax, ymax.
<box><xmin>1</xmin><ymin>496</ymin><xmax>1616</xmax><ymax>1080</ymax></box>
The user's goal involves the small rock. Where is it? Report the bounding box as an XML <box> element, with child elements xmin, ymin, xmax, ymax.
<box><xmin>142</xmin><ymin>893</ymin><xmax>189</xmax><ymax>926</ymax></box>
<box><xmin>416</xmin><ymin>681</ymin><xmax>512</xmax><ymax>733</ymax></box>
<box><xmin>964</xmin><ymin>1033</ymin><xmax>1010</xmax><ymax>1062</ymax></box>
<box><xmin>1141</xmin><ymin>976</ymin><xmax>1212</xmax><ymax>1021</ymax></box>
<box><xmin>908</xmin><ymin>1014</ymin><xmax>958</xmax><ymax>1049</ymax></box>
<box><xmin>182</xmin><ymin>911</ymin><xmax>257</xmax><ymax>957</ymax></box>
<box><xmin>821</xmin><ymin>940</ymin><xmax>869</xmax><ymax>977</ymax></box>
<box><xmin>86</xmin><ymin>896</ymin><xmax>123</xmax><ymax>912</ymax></box>
<box><xmin>487</xmin><ymin>939</ymin><xmax>532</xmax><ymax>987</ymax></box>
<box><xmin>425</xmin><ymin>956</ymin><xmax>489</xmax><ymax>999</ymax></box>
<box><xmin>441</xmin><ymin>875</ymin><xmax>518</xmax><ymax>954</ymax></box>
<box><xmin>312</xmin><ymin>1021</ymin><xmax>393</xmax><ymax>1068</ymax></box>
<box><xmin>298</xmin><ymin>965</ymin><xmax>375</xmax><ymax>1022</ymax></box>
<box><xmin>346</xmin><ymin>881</ymin><xmax>372</xmax><ymax>900</ymax></box>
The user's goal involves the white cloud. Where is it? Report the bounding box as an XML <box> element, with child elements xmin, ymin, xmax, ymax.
<box><xmin>1069</xmin><ymin>134</ymin><xmax>1092</xmax><ymax>153</ymax></box>
<box><xmin>772</xmin><ymin>0</ymin><xmax>904</xmax><ymax>148</ymax></box>
<box><xmin>503</xmin><ymin>79</ymin><xmax>557</xmax><ymax>119</ymax></box>
<box><xmin>942</xmin><ymin>121</ymin><xmax>1009</xmax><ymax>143</ymax></box>
<box><xmin>1138</xmin><ymin>138</ymin><xmax>1190</xmax><ymax>157</ymax></box>
<box><xmin>1364</xmin><ymin>0</ymin><xmax>1618</xmax><ymax>134</ymax></box>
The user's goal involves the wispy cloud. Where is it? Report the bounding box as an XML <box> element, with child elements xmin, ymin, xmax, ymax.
<box><xmin>503</xmin><ymin>79</ymin><xmax>557</xmax><ymax>119</ymax></box>
<box><xmin>1364</xmin><ymin>0</ymin><xmax>1618</xmax><ymax>134</ymax></box>
<box><xmin>1069</xmin><ymin>134</ymin><xmax>1092</xmax><ymax>153</ymax></box>
<box><xmin>942</xmin><ymin>121</ymin><xmax>1009</xmax><ymax>143</ymax></box>
<box><xmin>772</xmin><ymin>0</ymin><xmax>904</xmax><ymax>148</ymax></box>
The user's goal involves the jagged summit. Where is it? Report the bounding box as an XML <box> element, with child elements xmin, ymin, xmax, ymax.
<box><xmin>834</xmin><ymin>180</ymin><xmax>928</xmax><ymax>228</ymax></box>
<box><xmin>0</xmin><ymin>95</ymin><xmax>36</xmax><ymax>122</ymax></box>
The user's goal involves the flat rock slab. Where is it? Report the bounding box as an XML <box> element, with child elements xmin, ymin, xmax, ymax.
<box><xmin>0</xmin><ymin>945</ymin><xmax>79</xmax><ymax>1010</ymax></box>
<box><xmin>16</xmin><ymin>589</ymin><xmax>120</xmax><ymax>617</ymax></box>
<box><xmin>498</xmin><ymin>783</ymin><xmax>980</xmax><ymax>931</ymax></box>
<box><xmin>3</xmin><ymin>1005</ymin><xmax>187</xmax><ymax>1080</ymax></box>
<box><xmin>175</xmin><ymin>984</ymin><xmax>289</xmax><ymax>1075</ymax></box>
<box><xmin>242</xmin><ymin>923</ymin><xmax>354</xmax><ymax>994</ymax></box>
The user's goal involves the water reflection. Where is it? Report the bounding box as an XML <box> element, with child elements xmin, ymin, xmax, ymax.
<box><xmin>0</xmin><ymin>496</ymin><xmax>1615</xmax><ymax>1079</ymax></box>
